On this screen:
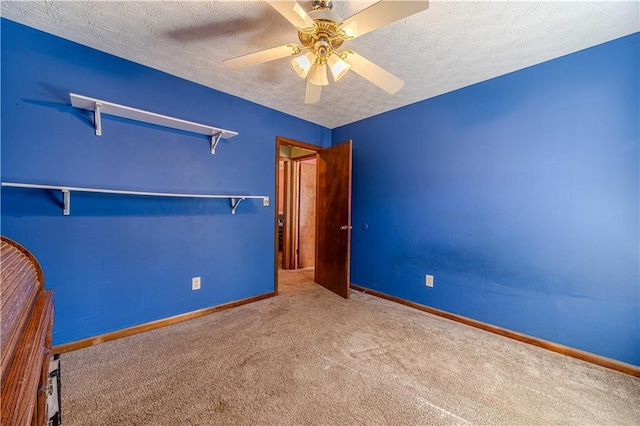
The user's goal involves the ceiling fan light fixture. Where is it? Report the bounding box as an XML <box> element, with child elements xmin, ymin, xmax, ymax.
<box><xmin>308</xmin><ymin>62</ymin><xmax>329</xmax><ymax>86</ymax></box>
<box><xmin>327</xmin><ymin>54</ymin><xmax>350</xmax><ymax>82</ymax></box>
<box><xmin>227</xmin><ymin>0</ymin><xmax>429</xmax><ymax>103</ymax></box>
<box><xmin>291</xmin><ymin>52</ymin><xmax>316</xmax><ymax>79</ymax></box>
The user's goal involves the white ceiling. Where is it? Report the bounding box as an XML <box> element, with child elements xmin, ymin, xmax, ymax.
<box><xmin>2</xmin><ymin>1</ymin><xmax>638</xmax><ymax>128</ymax></box>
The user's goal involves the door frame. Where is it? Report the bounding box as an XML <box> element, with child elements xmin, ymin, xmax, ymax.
<box><xmin>274</xmin><ymin>136</ymin><xmax>323</xmax><ymax>294</ymax></box>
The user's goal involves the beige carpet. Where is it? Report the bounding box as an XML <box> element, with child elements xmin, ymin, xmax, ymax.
<box><xmin>61</xmin><ymin>268</ymin><xmax>640</xmax><ymax>425</ymax></box>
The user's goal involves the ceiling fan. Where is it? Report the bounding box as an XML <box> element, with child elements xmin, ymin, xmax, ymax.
<box><xmin>223</xmin><ymin>0</ymin><xmax>429</xmax><ymax>104</ymax></box>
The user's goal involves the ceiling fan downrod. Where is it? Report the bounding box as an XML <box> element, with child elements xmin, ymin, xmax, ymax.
<box><xmin>312</xmin><ymin>0</ymin><xmax>333</xmax><ymax>10</ymax></box>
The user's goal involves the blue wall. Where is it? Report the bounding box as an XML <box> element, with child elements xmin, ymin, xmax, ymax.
<box><xmin>333</xmin><ymin>33</ymin><xmax>640</xmax><ymax>366</ymax></box>
<box><xmin>1</xmin><ymin>19</ymin><xmax>330</xmax><ymax>345</ymax></box>
<box><xmin>3</xmin><ymin>18</ymin><xmax>638</xmax><ymax>367</ymax></box>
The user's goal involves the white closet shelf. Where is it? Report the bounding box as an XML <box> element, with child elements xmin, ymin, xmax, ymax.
<box><xmin>69</xmin><ymin>93</ymin><xmax>238</xmax><ymax>154</ymax></box>
<box><xmin>1</xmin><ymin>182</ymin><xmax>269</xmax><ymax>215</ymax></box>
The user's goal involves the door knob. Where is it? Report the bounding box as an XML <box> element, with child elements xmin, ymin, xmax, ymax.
<box><xmin>340</xmin><ymin>225</ymin><xmax>352</xmax><ymax>230</ymax></box>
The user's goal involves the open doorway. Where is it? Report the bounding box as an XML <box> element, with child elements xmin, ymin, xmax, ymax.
<box><xmin>279</xmin><ymin>153</ymin><xmax>317</xmax><ymax>270</ymax></box>
<box><xmin>276</xmin><ymin>138</ymin><xmax>321</xmax><ymax>294</ymax></box>
<box><xmin>279</xmin><ymin>156</ymin><xmax>317</xmax><ymax>270</ymax></box>
<box><xmin>274</xmin><ymin>136</ymin><xmax>353</xmax><ymax>298</ymax></box>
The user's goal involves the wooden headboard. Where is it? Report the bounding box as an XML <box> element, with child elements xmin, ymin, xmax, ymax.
<box><xmin>1</xmin><ymin>236</ymin><xmax>54</xmax><ymax>426</ymax></box>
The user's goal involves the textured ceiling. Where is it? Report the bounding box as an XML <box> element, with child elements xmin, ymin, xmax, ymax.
<box><xmin>2</xmin><ymin>1</ymin><xmax>638</xmax><ymax>128</ymax></box>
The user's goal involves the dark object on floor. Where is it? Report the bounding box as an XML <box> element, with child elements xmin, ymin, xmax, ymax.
<box><xmin>47</xmin><ymin>354</ymin><xmax>62</xmax><ymax>426</ymax></box>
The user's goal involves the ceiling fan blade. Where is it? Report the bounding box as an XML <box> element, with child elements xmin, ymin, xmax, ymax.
<box><xmin>341</xmin><ymin>0</ymin><xmax>429</xmax><ymax>39</ymax></box>
<box><xmin>223</xmin><ymin>44</ymin><xmax>300</xmax><ymax>70</ymax></box>
<box><xmin>344</xmin><ymin>51</ymin><xmax>404</xmax><ymax>94</ymax></box>
<box><xmin>304</xmin><ymin>79</ymin><xmax>322</xmax><ymax>104</ymax></box>
<box><xmin>268</xmin><ymin>1</ymin><xmax>316</xmax><ymax>30</ymax></box>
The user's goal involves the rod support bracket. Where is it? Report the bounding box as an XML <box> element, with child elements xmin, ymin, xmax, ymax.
<box><xmin>62</xmin><ymin>190</ymin><xmax>70</xmax><ymax>215</ymax></box>
<box><xmin>94</xmin><ymin>102</ymin><xmax>102</xmax><ymax>136</ymax></box>
<box><xmin>230</xmin><ymin>197</ymin><xmax>245</xmax><ymax>215</ymax></box>
<box><xmin>210</xmin><ymin>132</ymin><xmax>223</xmax><ymax>154</ymax></box>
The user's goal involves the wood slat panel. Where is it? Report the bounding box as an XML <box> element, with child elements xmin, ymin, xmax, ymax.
<box><xmin>0</xmin><ymin>236</ymin><xmax>51</xmax><ymax>426</ymax></box>
<box><xmin>1</xmin><ymin>255</ymin><xmax>35</xmax><ymax>306</ymax></box>
<box><xmin>0</xmin><ymin>284</ymin><xmax>39</xmax><ymax>378</ymax></box>
<box><xmin>1</xmin><ymin>240</ymin><xmax>41</xmax><ymax>381</ymax></box>
<box><xmin>0</xmin><ymin>291</ymin><xmax>53</xmax><ymax>426</ymax></box>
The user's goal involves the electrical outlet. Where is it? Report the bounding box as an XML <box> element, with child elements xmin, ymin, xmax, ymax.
<box><xmin>425</xmin><ymin>275</ymin><xmax>434</xmax><ymax>287</ymax></box>
<box><xmin>192</xmin><ymin>276</ymin><xmax>201</xmax><ymax>290</ymax></box>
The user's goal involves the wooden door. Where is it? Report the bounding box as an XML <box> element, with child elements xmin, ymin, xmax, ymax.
<box><xmin>315</xmin><ymin>140</ymin><xmax>352</xmax><ymax>299</ymax></box>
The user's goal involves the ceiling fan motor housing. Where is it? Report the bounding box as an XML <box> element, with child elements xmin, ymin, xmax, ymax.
<box><xmin>298</xmin><ymin>6</ymin><xmax>345</xmax><ymax>61</ymax></box>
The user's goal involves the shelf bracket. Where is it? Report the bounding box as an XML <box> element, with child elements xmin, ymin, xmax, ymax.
<box><xmin>230</xmin><ymin>197</ymin><xmax>245</xmax><ymax>215</ymax></box>
<box><xmin>62</xmin><ymin>190</ymin><xmax>71</xmax><ymax>215</ymax></box>
<box><xmin>94</xmin><ymin>102</ymin><xmax>102</xmax><ymax>136</ymax></box>
<box><xmin>210</xmin><ymin>132</ymin><xmax>222</xmax><ymax>155</ymax></box>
